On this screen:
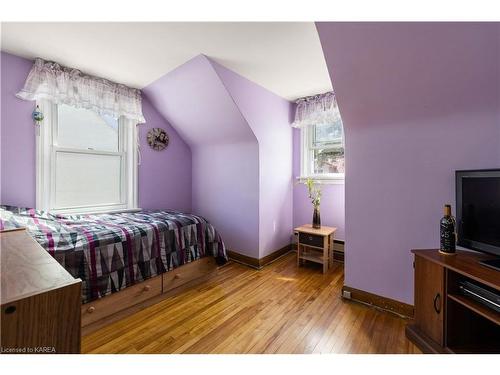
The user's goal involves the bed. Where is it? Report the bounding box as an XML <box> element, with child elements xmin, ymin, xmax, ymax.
<box><xmin>0</xmin><ymin>205</ymin><xmax>227</xmax><ymax>305</ymax></box>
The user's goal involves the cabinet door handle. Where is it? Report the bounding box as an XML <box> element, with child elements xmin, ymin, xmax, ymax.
<box><xmin>433</xmin><ymin>293</ymin><xmax>441</xmax><ymax>314</ymax></box>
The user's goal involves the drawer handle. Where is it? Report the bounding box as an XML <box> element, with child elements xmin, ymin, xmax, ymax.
<box><xmin>143</xmin><ymin>285</ymin><xmax>151</xmax><ymax>291</ymax></box>
<box><xmin>174</xmin><ymin>274</ymin><xmax>181</xmax><ymax>279</ymax></box>
<box><xmin>433</xmin><ymin>293</ymin><xmax>441</xmax><ymax>314</ymax></box>
<box><xmin>5</xmin><ymin>306</ymin><xmax>16</xmax><ymax>314</ymax></box>
<box><xmin>87</xmin><ymin>306</ymin><xmax>95</xmax><ymax>314</ymax></box>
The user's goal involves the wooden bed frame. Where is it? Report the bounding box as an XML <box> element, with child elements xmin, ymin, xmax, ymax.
<box><xmin>81</xmin><ymin>257</ymin><xmax>219</xmax><ymax>335</ymax></box>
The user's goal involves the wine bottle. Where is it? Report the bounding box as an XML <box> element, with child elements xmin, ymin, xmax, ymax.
<box><xmin>440</xmin><ymin>204</ymin><xmax>456</xmax><ymax>254</ymax></box>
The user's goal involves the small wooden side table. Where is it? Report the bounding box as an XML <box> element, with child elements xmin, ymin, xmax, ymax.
<box><xmin>294</xmin><ymin>225</ymin><xmax>337</xmax><ymax>274</ymax></box>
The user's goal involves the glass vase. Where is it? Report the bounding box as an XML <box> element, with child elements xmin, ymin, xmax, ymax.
<box><xmin>312</xmin><ymin>207</ymin><xmax>321</xmax><ymax>229</ymax></box>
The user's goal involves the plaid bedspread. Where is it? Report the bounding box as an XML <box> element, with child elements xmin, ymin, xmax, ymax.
<box><xmin>0</xmin><ymin>206</ymin><xmax>227</xmax><ymax>303</ymax></box>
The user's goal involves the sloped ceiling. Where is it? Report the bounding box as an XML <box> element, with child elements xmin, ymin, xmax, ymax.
<box><xmin>1</xmin><ymin>22</ymin><xmax>331</xmax><ymax>100</ymax></box>
<box><xmin>143</xmin><ymin>54</ymin><xmax>256</xmax><ymax>147</ymax></box>
<box><xmin>315</xmin><ymin>22</ymin><xmax>500</xmax><ymax>129</ymax></box>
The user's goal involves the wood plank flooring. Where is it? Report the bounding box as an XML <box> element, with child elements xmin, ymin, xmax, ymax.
<box><xmin>82</xmin><ymin>253</ymin><xmax>420</xmax><ymax>354</ymax></box>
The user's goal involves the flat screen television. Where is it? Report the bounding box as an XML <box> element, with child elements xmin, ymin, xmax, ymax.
<box><xmin>456</xmin><ymin>169</ymin><xmax>500</xmax><ymax>271</ymax></box>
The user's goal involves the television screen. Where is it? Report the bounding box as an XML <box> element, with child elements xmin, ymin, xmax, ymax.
<box><xmin>457</xmin><ymin>170</ymin><xmax>500</xmax><ymax>257</ymax></box>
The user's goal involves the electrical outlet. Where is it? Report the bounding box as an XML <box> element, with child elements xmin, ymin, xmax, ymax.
<box><xmin>342</xmin><ymin>290</ymin><xmax>352</xmax><ymax>299</ymax></box>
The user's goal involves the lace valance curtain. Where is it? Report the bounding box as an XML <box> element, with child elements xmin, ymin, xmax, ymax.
<box><xmin>292</xmin><ymin>91</ymin><xmax>341</xmax><ymax>128</ymax></box>
<box><xmin>16</xmin><ymin>58</ymin><xmax>145</xmax><ymax>123</ymax></box>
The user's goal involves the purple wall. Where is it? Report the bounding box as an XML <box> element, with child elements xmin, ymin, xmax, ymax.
<box><xmin>192</xmin><ymin>142</ymin><xmax>260</xmax><ymax>257</ymax></box>
<box><xmin>210</xmin><ymin>60</ymin><xmax>294</xmax><ymax>258</ymax></box>
<box><xmin>138</xmin><ymin>96</ymin><xmax>192</xmax><ymax>212</ymax></box>
<box><xmin>144</xmin><ymin>55</ymin><xmax>261</xmax><ymax>258</ymax></box>
<box><xmin>316</xmin><ymin>22</ymin><xmax>500</xmax><ymax>304</ymax></box>
<box><xmin>292</xmin><ymin>129</ymin><xmax>345</xmax><ymax>240</ymax></box>
<box><xmin>1</xmin><ymin>52</ymin><xmax>36</xmax><ymax>207</ymax></box>
<box><xmin>0</xmin><ymin>51</ymin><xmax>192</xmax><ymax>212</ymax></box>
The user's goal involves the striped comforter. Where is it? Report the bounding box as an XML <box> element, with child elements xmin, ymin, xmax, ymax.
<box><xmin>0</xmin><ymin>206</ymin><xmax>227</xmax><ymax>303</ymax></box>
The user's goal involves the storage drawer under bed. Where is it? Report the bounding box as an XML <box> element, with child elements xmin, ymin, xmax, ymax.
<box><xmin>81</xmin><ymin>275</ymin><xmax>162</xmax><ymax>326</ymax></box>
<box><xmin>81</xmin><ymin>257</ymin><xmax>219</xmax><ymax>327</ymax></box>
<box><xmin>163</xmin><ymin>257</ymin><xmax>217</xmax><ymax>293</ymax></box>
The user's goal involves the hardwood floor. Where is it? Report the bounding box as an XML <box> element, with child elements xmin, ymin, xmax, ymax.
<box><xmin>82</xmin><ymin>253</ymin><xmax>420</xmax><ymax>354</ymax></box>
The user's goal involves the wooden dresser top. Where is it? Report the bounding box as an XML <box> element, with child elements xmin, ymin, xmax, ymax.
<box><xmin>412</xmin><ymin>249</ymin><xmax>500</xmax><ymax>291</ymax></box>
<box><xmin>1</xmin><ymin>229</ymin><xmax>80</xmax><ymax>305</ymax></box>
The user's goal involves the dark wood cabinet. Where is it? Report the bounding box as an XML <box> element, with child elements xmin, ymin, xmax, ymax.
<box><xmin>407</xmin><ymin>249</ymin><xmax>500</xmax><ymax>354</ymax></box>
<box><xmin>414</xmin><ymin>256</ymin><xmax>445</xmax><ymax>346</ymax></box>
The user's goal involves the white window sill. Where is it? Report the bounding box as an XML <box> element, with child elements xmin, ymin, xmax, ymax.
<box><xmin>49</xmin><ymin>207</ymin><xmax>142</xmax><ymax>215</ymax></box>
<box><xmin>296</xmin><ymin>176</ymin><xmax>345</xmax><ymax>185</ymax></box>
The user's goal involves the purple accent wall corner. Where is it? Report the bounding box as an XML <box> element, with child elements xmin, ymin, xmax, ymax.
<box><xmin>209</xmin><ymin>59</ymin><xmax>294</xmax><ymax>258</ymax></box>
<box><xmin>143</xmin><ymin>55</ymin><xmax>261</xmax><ymax>258</ymax></box>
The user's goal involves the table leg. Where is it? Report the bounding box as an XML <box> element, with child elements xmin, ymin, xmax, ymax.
<box><xmin>329</xmin><ymin>234</ymin><xmax>334</xmax><ymax>268</ymax></box>
<box><xmin>323</xmin><ymin>236</ymin><xmax>328</xmax><ymax>274</ymax></box>
<box><xmin>297</xmin><ymin>243</ymin><xmax>300</xmax><ymax>267</ymax></box>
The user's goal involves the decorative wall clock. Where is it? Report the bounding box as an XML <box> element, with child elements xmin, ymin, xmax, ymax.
<box><xmin>147</xmin><ymin>128</ymin><xmax>169</xmax><ymax>151</ymax></box>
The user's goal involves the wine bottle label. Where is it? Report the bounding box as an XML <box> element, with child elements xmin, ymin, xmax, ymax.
<box><xmin>440</xmin><ymin>217</ymin><xmax>456</xmax><ymax>253</ymax></box>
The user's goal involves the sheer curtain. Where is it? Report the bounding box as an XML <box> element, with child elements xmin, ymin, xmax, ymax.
<box><xmin>292</xmin><ymin>91</ymin><xmax>341</xmax><ymax>128</ymax></box>
<box><xmin>16</xmin><ymin>58</ymin><xmax>145</xmax><ymax>123</ymax></box>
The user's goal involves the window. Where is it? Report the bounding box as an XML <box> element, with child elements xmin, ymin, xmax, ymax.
<box><xmin>36</xmin><ymin>101</ymin><xmax>138</xmax><ymax>214</ymax></box>
<box><xmin>300</xmin><ymin>117</ymin><xmax>345</xmax><ymax>182</ymax></box>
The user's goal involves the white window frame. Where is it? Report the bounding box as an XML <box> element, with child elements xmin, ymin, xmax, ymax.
<box><xmin>299</xmin><ymin>124</ymin><xmax>345</xmax><ymax>184</ymax></box>
<box><xmin>36</xmin><ymin>100</ymin><xmax>139</xmax><ymax>214</ymax></box>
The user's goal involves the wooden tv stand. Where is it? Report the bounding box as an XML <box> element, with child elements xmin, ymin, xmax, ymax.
<box><xmin>406</xmin><ymin>249</ymin><xmax>500</xmax><ymax>353</ymax></box>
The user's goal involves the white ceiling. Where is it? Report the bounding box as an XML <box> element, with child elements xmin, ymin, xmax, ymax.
<box><xmin>0</xmin><ymin>22</ymin><xmax>332</xmax><ymax>100</ymax></box>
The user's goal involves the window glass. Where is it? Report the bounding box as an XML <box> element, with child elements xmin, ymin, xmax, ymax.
<box><xmin>301</xmin><ymin>101</ymin><xmax>345</xmax><ymax>179</ymax></box>
<box><xmin>309</xmin><ymin>119</ymin><xmax>345</xmax><ymax>176</ymax></box>
<box><xmin>313</xmin><ymin>147</ymin><xmax>345</xmax><ymax>174</ymax></box>
<box><xmin>54</xmin><ymin>152</ymin><xmax>122</xmax><ymax>208</ymax></box>
<box><xmin>57</xmin><ymin>104</ymin><xmax>119</xmax><ymax>152</ymax></box>
<box><xmin>312</xmin><ymin>120</ymin><xmax>343</xmax><ymax>148</ymax></box>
